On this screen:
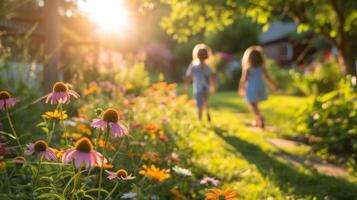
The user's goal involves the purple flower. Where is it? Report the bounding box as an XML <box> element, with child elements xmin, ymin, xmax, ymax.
<box><xmin>25</xmin><ymin>140</ymin><xmax>57</xmax><ymax>161</ymax></box>
<box><xmin>91</xmin><ymin>108</ymin><xmax>129</xmax><ymax>137</ymax></box>
<box><xmin>46</xmin><ymin>82</ymin><xmax>79</xmax><ymax>104</ymax></box>
<box><xmin>0</xmin><ymin>91</ymin><xmax>17</xmax><ymax>111</ymax></box>
<box><xmin>62</xmin><ymin>137</ymin><xmax>106</xmax><ymax>168</ymax></box>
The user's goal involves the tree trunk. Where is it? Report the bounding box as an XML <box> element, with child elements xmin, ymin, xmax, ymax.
<box><xmin>43</xmin><ymin>0</ymin><xmax>62</xmax><ymax>92</ymax></box>
<box><xmin>340</xmin><ymin>49</ymin><xmax>356</xmax><ymax>76</ymax></box>
<box><xmin>338</xmin><ymin>36</ymin><xmax>356</xmax><ymax>76</ymax></box>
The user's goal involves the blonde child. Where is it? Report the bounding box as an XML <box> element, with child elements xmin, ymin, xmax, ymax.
<box><xmin>238</xmin><ymin>46</ymin><xmax>278</xmax><ymax>128</ymax></box>
<box><xmin>184</xmin><ymin>44</ymin><xmax>216</xmax><ymax>121</ymax></box>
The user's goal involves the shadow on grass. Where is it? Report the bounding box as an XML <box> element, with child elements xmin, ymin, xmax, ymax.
<box><xmin>214</xmin><ymin>127</ymin><xmax>357</xmax><ymax>199</ymax></box>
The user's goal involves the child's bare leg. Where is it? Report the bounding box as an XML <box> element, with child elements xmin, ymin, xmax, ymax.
<box><xmin>249</xmin><ymin>102</ymin><xmax>260</xmax><ymax>116</ymax></box>
<box><xmin>203</xmin><ymin>103</ymin><xmax>211</xmax><ymax>122</ymax></box>
<box><xmin>249</xmin><ymin>102</ymin><xmax>264</xmax><ymax>128</ymax></box>
<box><xmin>198</xmin><ymin>107</ymin><xmax>203</xmax><ymax>121</ymax></box>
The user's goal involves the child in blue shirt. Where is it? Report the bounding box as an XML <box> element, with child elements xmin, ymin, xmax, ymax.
<box><xmin>185</xmin><ymin>44</ymin><xmax>216</xmax><ymax>121</ymax></box>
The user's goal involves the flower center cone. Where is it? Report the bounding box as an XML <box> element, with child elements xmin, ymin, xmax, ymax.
<box><xmin>75</xmin><ymin>137</ymin><xmax>93</xmax><ymax>153</ymax></box>
<box><xmin>53</xmin><ymin>82</ymin><xmax>68</xmax><ymax>92</ymax></box>
<box><xmin>0</xmin><ymin>91</ymin><xmax>11</xmax><ymax>100</ymax></box>
<box><xmin>34</xmin><ymin>140</ymin><xmax>48</xmax><ymax>152</ymax></box>
<box><xmin>103</xmin><ymin>109</ymin><xmax>119</xmax><ymax>123</ymax></box>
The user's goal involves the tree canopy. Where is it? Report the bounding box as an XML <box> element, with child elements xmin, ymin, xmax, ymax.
<box><xmin>153</xmin><ymin>0</ymin><xmax>357</xmax><ymax>74</ymax></box>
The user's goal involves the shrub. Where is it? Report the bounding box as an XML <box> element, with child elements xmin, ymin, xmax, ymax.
<box><xmin>290</xmin><ymin>59</ymin><xmax>343</xmax><ymax>96</ymax></box>
<box><xmin>296</xmin><ymin>76</ymin><xmax>357</xmax><ymax>161</ymax></box>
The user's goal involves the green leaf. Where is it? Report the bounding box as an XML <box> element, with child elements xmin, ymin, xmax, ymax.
<box><xmin>0</xmin><ymin>130</ymin><xmax>16</xmax><ymax>139</ymax></box>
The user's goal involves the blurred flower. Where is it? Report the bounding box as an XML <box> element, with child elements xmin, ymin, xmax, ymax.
<box><xmin>42</xmin><ymin>110</ymin><xmax>68</xmax><ymax>120</ymax></box>
<box><xmin>143</xmin><ymin>123</ymin><xmax>163</xmax><ymax>140</ymax></box>
<box><xmin>25</xmin><ymin>140</ymin><xmax>58</xmax><ymax>161</ymax></box>
<box><xmin>0</xmin><ymin>161</ymin><xmax>6</xmax><ymax>169</ymax></box>
<box><xmin>105</xmin><ymin>168</ymin><xmax>136</xmax><ymax>180</ymax></box>
<box><xmin>13</xmin><ymin>156</ymin><xmax>26</xmax><ymax>165</ymax></box>
<box><xmin>121</xmin><ymin>192</ymin><xmax>137</xmax><ymax>199</ymax></box>
<box><xmin>62</xmin><ymin>137</ymin><xmax>106</xmax><ymax>168</ymax></box>
<box><xmin>139</xmin><ymin>164</ymin><xmax>170</xmax><ymax>182</ymax></box>
<box><xmin>95</xmin><ymin>163</ymin><xmax>114</xmax><ymax>169</ymax></box>
<box><xmin>164</xmin><ymin>153</ymin><xmax>180</xmax><ymax>163</ymax></box>
<box><xmin>200</xmin><ymin>177</ymin><xmax>220</xmax><ymax>186</ymax></box>
<box><xmin>0</xmin><ymin>90</ymin><xmax>17</xmax><ymax>111</ymax></box>
<box><xmin>172</xmin><ymin>166</ymin><xmax>192</xmax><ymax>176</ymax></box>
<box><xmin>46</xmin><ymin>82</ymin><xmax>79</xmax><ymax>104</ymax></box>
<box><xmin>61</xmin><ymin>132</ymin><xmax>82</xmax><ymax>140</ymax></box>
<box><xmin>170</xmin><ymin>188</ymin><xmax>181</xmax><ymax>200</ymax></box>
<box><xmin>76</xmin><ymin>124</ymin><xmax>92</xmax><ymax>135</ymax></box>
<box><xmin>84</xmin><ymin>82</ymin><xmax>100</xmax><ymax>95</ymax></box>
<box><xmin>142</xmin><ymin>151</ymin><xmax>159</xmax><ymax>163</ymax></box>
<box><xmin>63</xmin><ymin>120</ymin><xmax>77</xmax><ymax>127</ymax></box>
<box><xmin>94</xmin><ymin>138</ymin><xmax>116</xmax><ymax>151</ymax></box>
<box><xmin>100</xmin><ymin>81</ymin><xmax>115</xmax><ymax>93</ymax></box>
<box><xmin>0</xmin><ymin>143</ymin><xmax>8</xmax><ymax>158</ymax></box>
<box><xmin>91</xmin><ymin>108</ymin><xmax>129</xmax><ymax>137</ymax></box>
<box><xmin>204</xmin><ymin>188</ymin><xmax>238</xmax><ymax>200</ymax></box>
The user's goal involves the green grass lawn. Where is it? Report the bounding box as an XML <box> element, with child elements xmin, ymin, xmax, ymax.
<box><xmin>186</xmin><ymin>91</ymin><xmax>357</xmax><ymax>199</ymax></box>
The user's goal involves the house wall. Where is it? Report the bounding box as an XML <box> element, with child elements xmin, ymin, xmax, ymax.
<box><xmin>262</xmin><ymin>40</ymin><xmax>295</xmax><ymax>67</ymax></box>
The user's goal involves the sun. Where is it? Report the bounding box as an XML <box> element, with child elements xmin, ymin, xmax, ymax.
<box><xmin>79</xmin><ymin>0</ymin><xmax>130</xmax><ymax>34</ymax></box>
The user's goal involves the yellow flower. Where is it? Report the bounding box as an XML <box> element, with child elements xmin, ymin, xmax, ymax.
<box><xmin>42</xmin><ymin>110</ymin><xmax>68</xmax><ymax>120</ymax></box>
<box><xmin>84</xmin><ymin>84</ymin><xmax>100</xmax><ymax>95</ymax></box>
<box><xmin>139</xmin><ymin>164</ymin><xmax>170</xmax><ymax>182</ymax></box>
<box><xmin>76</xmin><ymin>124</ymin><xmax>92</xmax><ymax>135</ymax></box>
<box><xmin>62</xmin><ymin>132</ymin><xmax>82</xmax><ymax>140</ymax></box>
<box><xmin>0</xmin><ymin>161</ymin><xmax>6</xmax><ymax>169</ymax></box>
<box><xmin>205</xmin><ymin>188</ymin><xmax>238</xmax><ymax>200</ymax></box>
<box><xmin>95</xmin><ymin>163</ymin><xmax>114</xmax><ymax>169</ymax></box>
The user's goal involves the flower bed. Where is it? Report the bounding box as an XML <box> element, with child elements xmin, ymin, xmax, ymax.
<box><xmin>0</xmin><ymin>81</ymin><xmax>237</xmax><ymax>199</ymax></box>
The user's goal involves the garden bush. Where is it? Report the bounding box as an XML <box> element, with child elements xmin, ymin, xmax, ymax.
<box><xmin>290</xmin><ymin>59</ymin><xmax>343</xmax><ymax>96</ymax></box>
<box><xmin>296</xmin><ymin>76</ymin><xmax>357</xmax><ymax>162</ymax></box>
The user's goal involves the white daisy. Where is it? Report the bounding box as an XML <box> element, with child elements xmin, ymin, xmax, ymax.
<box><xmin>172</xmin><ymin>166</ymin><xmax>193</xmax><ymax>176</ymax></box>
<box><xmin>121</xmin><ymin>192</ymin><xmax>137</xmax><ymax>199</ymax></box>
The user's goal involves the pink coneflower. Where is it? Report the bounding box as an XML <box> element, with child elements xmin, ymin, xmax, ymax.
<box><xmin>105</xmin><ymin>169</ymin><xmax>136</xmax><ymax>180</ymax></box>
<box><xmin>25</xmin><ymin>140</ymin><xmax>57</xmax><ymax>161</ymax></box>
<box><xmin>62</xmin><ymin>137</ymin><xmax>106</xmax><ymax>168</ymax></box>
<box><xmin>91</xmin><ymin>108</ymin><xmax>129</xmax><ymax>137</ymax></box>
<box><xmin>46</xmin><ymin>82</ymin><xmax>79</xmax><ymax>104</ymax></box>
<box><xmin>0</xmin><ymin>91</ymin><xmax>17</xmax><ymax>111</ymax></box>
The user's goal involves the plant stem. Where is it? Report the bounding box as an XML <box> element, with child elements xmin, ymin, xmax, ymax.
<box><xmin>59</xmin><ymin>103</ymin><xmax>68</xmax><ymax>146</ymax></box>
<box><xmin>5</xmin><ymin>107</ymin><xmax>23</xmax><ymax>153</ymax></box>
<box><xmin>97</xmin><ymin>128</ymin><xmax>110</xmax><ymax>199</ymax></box>
<box><xmin>105</xmin><ymin>181</ymin><xmax>119</xmax><ymax>200</ymax></box>
<box><xmin>71</xmin><ymin>166</ymin><xmax>82</xmax><ymax>200</ymax></box>
<box><xmin>33</xmin><ymin>156</ymin><xmax>43</xmax><ymax>187</ymax></box>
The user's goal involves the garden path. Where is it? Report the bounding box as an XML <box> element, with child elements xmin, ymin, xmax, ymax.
<box><xmin>185</xmin><ymin>92</ymin><xmax>357</xmax><ymax>199</ymax></box>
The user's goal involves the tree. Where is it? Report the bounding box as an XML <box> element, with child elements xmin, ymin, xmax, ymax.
<box><xmin>154</xmin><ymin>0</ymin><xmax>357</xmax><ymax>75</ymax></box>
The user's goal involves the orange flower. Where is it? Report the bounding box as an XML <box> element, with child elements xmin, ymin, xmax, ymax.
<box><xmin>84</xmin><ymin>82</ymin><xmax>100</xmax><ymax>95</ymax></box>
<box><xmin>76</xmin><ymin>124</ymin><xmax>92</xmax><ymax>135</ymax></box>
<box><xmin>143</xmin><ymin>123</ymin><xmax>164</xmax><ymax>141</ymax></box>
<box><xmin>205</xmin><ymin>188</ymin><xmax>238</xmax><ymax>200</ymax></box>
<box><xmin>142</xmin><ymin>151</ymin><xmax>159</xmax><ymax>163</ymax></box>
<box><xmin>94</xmin><ymin>139</ymin><xmax>116</xmax><ymax>151</ymax></box>
<box><xmin>95</xmin><ymin>163</ymin><xmax>114</xmax><ymax>169</ymax></box>
<box><xmin>170</xmin><ymin>188</ymin><xmax>181</xmax><ymax>200</ymax></box>
<box><xmin>139</xmin><ymin>164</ymin><xmax>170</xmax><ymax>182</ymax></box>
